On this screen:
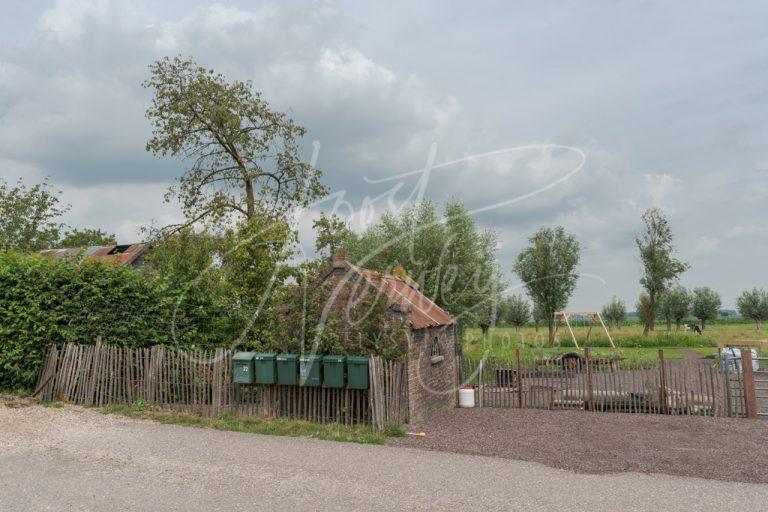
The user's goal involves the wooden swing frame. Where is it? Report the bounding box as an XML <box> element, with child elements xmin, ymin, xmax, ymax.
<box><xmin>553</xmin><ymin>310</ymin><xmax>615</xmax><ymax>350</ymax></box>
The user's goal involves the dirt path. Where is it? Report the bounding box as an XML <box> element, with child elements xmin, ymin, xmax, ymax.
<box><xmin>390</xmin><ymin>408</ymin><xmax>768</xmax><ymax>483</ymax></box>
<box><xmin>2</xmin><ymin>404</ymin><xmax>768</xmax><ymax>511</ymax></box>
<box><xmin>676</xmin><ymin>349</ymin><xmax>710</xmax><ymax>360</ymax></box>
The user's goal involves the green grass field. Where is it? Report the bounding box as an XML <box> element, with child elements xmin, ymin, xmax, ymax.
<box><xmin>462</xmin><ymin>321</ymin><xmax>765</xmax><ymax>364</ymax></box>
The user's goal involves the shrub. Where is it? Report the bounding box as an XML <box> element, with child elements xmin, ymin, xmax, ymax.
<box><xmin>0</xmin><ymin>252</ymin><xmax>202</xmax><ymax>389</ymax></box>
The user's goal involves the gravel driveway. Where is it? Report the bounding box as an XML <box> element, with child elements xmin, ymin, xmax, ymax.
<box><xmin>391</xmin><ymin>408</ymin><xmax>768</xmax><ymax>483</ymax></box>
<box><xmin>2</xmin><ymin>404</ymin><xmax>767</xmax><ymax>511</ymax></box>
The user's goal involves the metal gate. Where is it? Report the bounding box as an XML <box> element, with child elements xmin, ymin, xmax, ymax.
<box><xmin>755</xmin><ymin>356</ymin><xmax>768</xmax><ymax>418</ymax></box>
<box><xmin>722</xmin><ymin>351</ymin><xmax>767</xmax><ymax>418</ymax></box>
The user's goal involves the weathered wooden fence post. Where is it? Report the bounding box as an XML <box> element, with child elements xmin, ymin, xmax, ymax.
<box><xmin>585</xmin><ymin>347</ymin><xmax>594</xmax><ymax>411</ymax></box>
<box><xmin>741</xmin><ymin>347</ymin><xmax>757</xmax><ymax>419</ymax></box>
<box><xmin>515</xmin><ymin>349</ymin><xmax>523</xmax><ymax>409</ymax></box>
<box><xmin>658</xmin><ymin>349</ymin><xmax>670</xmax><ymax>415</ymax></box>
<box><xmin>477</xmin><ymin>358</ymin><xmax>484</xmax><ymax>408</ymax></box>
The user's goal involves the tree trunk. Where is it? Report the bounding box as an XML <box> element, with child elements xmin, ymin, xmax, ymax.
<box><xmin>244</xmin><ymin>177</ymin><xmax>255</xmax><ymax>219</ymax></box>
<box><xmin>666</xmin><ymin>318</ymin><xmax>672</xmax><ymax>331</ymax></box>
<box><xmin>547</xmin><ymin>320</ymin><xmax>555</xmax><ymax>347</ymax></box>
<box><xmin>480</xmin><ymin>324</ymin><xmax>489</xmax><ymax>338</ymax></box>
<box><xmin>701</xmin><ymin>319</ymin><xmax>706</xmax><ymax>330</ymax></box>
<box><xmin>514</xmin><ymin>325</ymin><xmax>520</xmax><ymax>334</ymax></box>
<box><xmin>644</xmin><ymin>294</ymin><xmax>655</xmax><ymax>335</ymax></box>
<box><xmin>756</xmin><ymin>319</ymin><xmax>762</xmax><ymax>331</ymax></box>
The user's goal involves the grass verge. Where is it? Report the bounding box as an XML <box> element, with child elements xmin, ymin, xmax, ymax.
<box><xmin>100</xmin><ymin>401</ymin><xmax>403</xmax><ymax>445</ymax></box>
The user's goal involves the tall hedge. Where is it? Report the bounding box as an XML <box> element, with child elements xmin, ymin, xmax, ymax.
<box><xmin>0</xmin><ymin>252</ymin><xmax>191</xmax><ymax>389</ymax></box>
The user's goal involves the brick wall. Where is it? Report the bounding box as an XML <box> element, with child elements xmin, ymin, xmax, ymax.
<box><xmin>407</xmin><ymin>325</ymin><xmax>457</xmax><ymax>425</ymax></box>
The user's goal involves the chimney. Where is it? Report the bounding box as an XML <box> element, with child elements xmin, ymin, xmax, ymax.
<box><xmin>332</xmin><ymin>249</ymin><xmax>348</xmax><ymax>269</ymax></box>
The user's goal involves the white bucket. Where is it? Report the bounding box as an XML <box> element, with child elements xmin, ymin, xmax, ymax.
<box><xmin>459</xmin><ymin>387</ymin><xmax>475</xmax><ymax>408</ymax></box>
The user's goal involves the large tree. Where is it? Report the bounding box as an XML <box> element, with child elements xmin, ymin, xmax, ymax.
<box><xmin>513</xmin><ymin>227</ymin><xmax>580</xmax><ymax>346</ymax></box>
<box><xmin>143</xmin><ymin>56</ymin><xmax>326</xmax><ymax>233</ymax></box>
<box><xmin>635</xmin><ymin>208</ymin><xmax>689</xmax><ymax>335</ymax></box>
<box><xmin>658</xmin><ymin>286</ymin><xmax>691</xmax><ymax>331</ymax></box>
<box><xmin>737</xmin><ymin>288</ymin><xmax>768</xmax><ymax>331</ymax></box>
<box><xmin>691</xmin><ymin>287</ymin><xmax>721</xmax><ymax>330</ymax></box>
<box><xmin>0</xmin><ymin>177</ymin><xmax>68</xmax><ymax>252</ymax></box>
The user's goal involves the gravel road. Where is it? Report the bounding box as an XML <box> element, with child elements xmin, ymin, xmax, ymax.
<box><xmin>2</xmin><ymin>404</ymin><xmax>767</xmax><ymax>511</ymax></box>
<box><xmin>391</xmin><ymin>408</ymin><xmax>768</xmax><ymax>483</ymax></box>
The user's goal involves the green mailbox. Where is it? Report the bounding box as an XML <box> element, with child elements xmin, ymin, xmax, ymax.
<box><xmin>276</xmin><ymin>354</ymin><xmax>299</xmax><ymax>385</ymax></box>
<box><xmin>253</xmin><ymin>353</ymin><xmax>276</xmax><ymax>384</ymax></box>
<box><xmin>346</xmin><ymin>356</ymin><xmax>370</xmax><ymax>390</ymax></box>
<box><xmin>232</xmin><ymin>352</ymin><xmax>256</xmax><ymax>385</ymax></box>
<box><xmin>323</xmin><ymin>355</ymin><xmax>346</xmax><ymax>388</ymax></box>
<box><xmin>299</xmin><ymin>355</ymin><xmax>323</xmax><ymax>387</ymax></box>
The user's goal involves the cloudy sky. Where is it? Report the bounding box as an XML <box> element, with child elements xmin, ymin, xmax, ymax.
<box><xmin>2</xmin><ymin>0</ymin><xmax>767</xmax><ymax>309</ymax></box>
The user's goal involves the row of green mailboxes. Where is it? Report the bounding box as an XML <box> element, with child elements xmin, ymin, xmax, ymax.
<box><xmin>232</xmin><ymin>353</ymin><xmax>369</xmax><ymax>389</ymax></box>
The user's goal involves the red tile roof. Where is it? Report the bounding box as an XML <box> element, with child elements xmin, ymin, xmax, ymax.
<box><xmin>40</xmin><ymin>243</ymin><xmax>146</xmax><ymax>267</ymax></box>
<box><xmin>351</xmin><ymin>264</ymin><xmax>455</xmax><ymax>329</ymax></box>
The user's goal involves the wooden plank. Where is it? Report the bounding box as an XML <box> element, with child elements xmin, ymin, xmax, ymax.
<box><xmin>658</xmin><ymin>349</ymin><xmax>670</xmax><ymax>415</ymax></box>
<box><xmin>741</xmin><ymin>347</ymin><xmax>758</xmax><ymax>419</ymax></box>
<box><xmin>585</xmin><ymin>348</ymin><xmax>594</xmax><ymax>412</ymax></box>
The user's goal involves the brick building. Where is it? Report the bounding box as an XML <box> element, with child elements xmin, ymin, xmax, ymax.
<box><xmin>319</xmin><ymin>250</ymin><xmax>458</xmax><ymax>424</ymax></box>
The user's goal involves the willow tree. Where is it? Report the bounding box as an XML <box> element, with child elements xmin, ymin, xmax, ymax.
<box><xmin>635</xmin><ymin>208</ymin><xmax>688</xmax><ymax>335</ymax></box>
<box><xmin>143</xmin><ymin>56</ymin><xmax>326</xmax><ymax>232</ymax></box>
<box><xmin>513</xmin><ymin>227</ymin><xmax>580</xmax><ymax>346</ymax></box>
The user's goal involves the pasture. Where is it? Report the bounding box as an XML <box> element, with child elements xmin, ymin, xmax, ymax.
<box><xmin>462</xmin><ymin>320</ymin><xmax>763</xmax><ymax>364</ymax></box>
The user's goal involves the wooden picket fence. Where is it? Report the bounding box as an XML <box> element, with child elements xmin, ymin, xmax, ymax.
<box><xmin>461</xmin><ymin>348</ymin><xmax>756</xmax><ymax>418</ymax></box>
<box><xmin>34</xmin><ymin>341</ymin><xmax>408</xmax><ymax>430</ymax></box>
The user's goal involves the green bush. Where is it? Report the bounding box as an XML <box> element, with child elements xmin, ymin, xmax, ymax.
<box><xmin>0</xmin><ymin>252</ymin><xmax>199</xmax><ymax>389</ymax></box>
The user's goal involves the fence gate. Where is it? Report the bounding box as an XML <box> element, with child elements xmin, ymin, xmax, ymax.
<box><xmin>754</xmin><ymin>355</ymin><xmax>768</xmax><ymax>418</ymax></box>
<box><xmin>722</xmin><ymin>351</ymin><xmax>766</xmax><ymax>418</ymax></box>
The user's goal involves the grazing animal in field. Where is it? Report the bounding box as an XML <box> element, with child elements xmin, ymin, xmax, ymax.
<box><xmin>685</xmin><ymin>323</ymin><xmax>702</xmax><ymax>335</ymax></box>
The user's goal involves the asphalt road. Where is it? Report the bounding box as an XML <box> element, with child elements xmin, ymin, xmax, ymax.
<box><xmin>2</xmin><ymin>405</ymin><xmax>767</xmax><ymax>511</ymax></box>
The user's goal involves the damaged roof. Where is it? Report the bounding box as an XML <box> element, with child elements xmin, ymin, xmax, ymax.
<box><xmin>39</xmin><ymin>243</ymin><xmax>146</xmax><ymax>267</ymax></box>
<box><xmin>351</xmin><ymin>264</ymin><xmax>456</xmax><ymax>329</ymax></box>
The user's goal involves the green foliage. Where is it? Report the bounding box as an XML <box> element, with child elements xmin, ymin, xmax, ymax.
<box><xmin>313</xmin><ymin>213</ymin><xmax>351</xmax><ymax>257</ymax></box>
<box><xmin>143</xmin><ymin>56</ymin><xmax>326</xmax><ymax>231</ymax></box>
<box><xmin>737</xmin><ymin>288</ymin><xmax>768</xmax><ymax>331</ymax></box>
<box><xmin>143</xmin><ymin>216</ymin><xmax>296</xmax><ymax>350</ymax></box>
<box><xmin>658</xmin><ymin>286</ymin><xmax>690</xmax><ymax>331</ymax></box>
<box><xmin>513</xmin><ymin>226</ymin><xmax>580</xmax><ymax>345</ymax></box>
<box><xmin>500</xmin><ymin>295</ymin><xmax>531</xmax><ymax>332</ymax></box>
<box><xmin>341</xmin><ymin>199</ymin><xmax>501</xmax><ymax>329</ymax></box>
<box><xmin>0</xmin><ymin>252</ymin><xmax>187</xmax><ymax>389</ymax></box>
<box><xmin>691</xmin><ymin>287</ymin><xmax>721</xmax><ymax>330</ymax></box>
<box><xmin>58</xmin><ymin>228</ymin><xmax>117</xmax><ymax>248</ymax></box>
<box><xmin>0</xmin><ymin>177</ymin><xmax>68</xmax><ymax>252</ymax></box>
<box><xmin>635</xmin><ymin>208</ymin><xmax>688</xmax><ymax>334</ymax></box>
<box><xmin>601</xmin><ymin>296</ymin><xmax>626</xmax><ymax>329</ymax></box>
<box><xmin>275</xmin><ymin>275</ymin><xmax>408</xmax><ymax>360</ymax></box>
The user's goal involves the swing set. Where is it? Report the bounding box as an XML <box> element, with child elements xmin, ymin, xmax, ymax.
<box><xmin>553</xmin><ymin>310</ymin><xmax>615</xmax><ymax>350</ymax></box>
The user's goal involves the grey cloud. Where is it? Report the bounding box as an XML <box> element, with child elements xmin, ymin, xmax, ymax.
<box><xmin>2</xmin><ymin>0</ymin><xmax>768</xmax><ymax>309</ymax></box>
